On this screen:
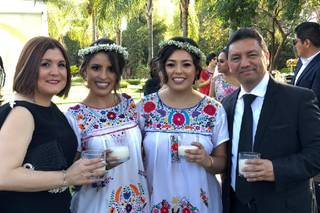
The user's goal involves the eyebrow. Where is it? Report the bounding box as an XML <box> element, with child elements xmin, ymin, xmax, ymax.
<box><xmin>166</xmin><ymin>59</ymin><xmax>193</xmax><ymax>62</ymax></box>
<box><xmin>41</xmin><ymin>58</ymin><xmax>66</xmax><ymax>63</ymax></box>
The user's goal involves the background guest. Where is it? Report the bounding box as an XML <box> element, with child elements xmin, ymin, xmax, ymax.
<box><xmin>292</xmin><ymin>21</ymin><xmax>320</xmax><ymax>212</ymax></box>
<box><xmin>209</xmin><ymin>49</ymin><xmax>239</xmax><ymax>102</ymax></box>
<box><xmin>198</xmin><ymin>52</ymin><xmax>217</xmax><ymax>95</ymax></box>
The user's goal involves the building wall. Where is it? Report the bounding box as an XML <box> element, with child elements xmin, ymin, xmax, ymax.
<box><xmin>0</xmin><ymin>0</ymin><xmax>48</xmax><ymax>98</ymax></box>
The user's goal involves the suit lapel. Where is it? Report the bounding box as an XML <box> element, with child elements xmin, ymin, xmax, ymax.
<box><xmin>296</xmin><ymin>53</ymin><xmax>320</xmax><ymax>85</ymax></box>
<box><xmin>225</xmin><ymin>89</ymin><xmax>239</xmax><ymax>141</ymax></box>
<box><xmin>253</xmin><ymin>77</ymin><xmax>279</xmax><ymax>151</ymax></box>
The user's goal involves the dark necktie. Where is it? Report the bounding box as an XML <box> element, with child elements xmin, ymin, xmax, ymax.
<box><xmin>236</xmin><ymin>94</ymin><xmax>257</xmax><ymax>204</ymax></box>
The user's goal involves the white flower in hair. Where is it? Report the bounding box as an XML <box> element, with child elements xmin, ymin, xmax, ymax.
<box><xmin>159</xmin><ymin>40</ymin><xmax>205</xmax><ymax>61</ymax></box>
<box><xmin>78</xmin><ymin>43</ymin><xmax>129</xmax><ymax>60</ymax></box>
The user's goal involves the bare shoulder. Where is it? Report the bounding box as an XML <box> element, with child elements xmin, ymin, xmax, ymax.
<box><xmin>1</xmin><ymin>106</ymin><xmax>34</xmax><ymax>131</ymax></box>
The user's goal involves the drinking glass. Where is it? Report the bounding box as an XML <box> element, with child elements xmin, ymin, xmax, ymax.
<box><xmin>238</xmin><ymin>152</ymin><xmax>261</xmax><ymax>177</ymax></box>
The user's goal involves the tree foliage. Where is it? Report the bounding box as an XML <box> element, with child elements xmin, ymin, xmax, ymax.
<box><xmin>43</xmin><ymin>0</ymin><xmax>319</xmax><ymax>77</ymax></box>
<box><xmin>122</xmin><ymin>14</ymin><xmax>166</xmax><ymax>78</ymax></box>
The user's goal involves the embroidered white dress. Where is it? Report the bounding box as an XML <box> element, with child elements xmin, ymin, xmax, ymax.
<box><xmin>65</xmin><ymin>94</ymin><xmax>149</xmax><ymax>213</ymax></box>
<box><xmin>137</xmin><ymin>93</ymin><xmax>229</xmax><ymax>213</ymax></box>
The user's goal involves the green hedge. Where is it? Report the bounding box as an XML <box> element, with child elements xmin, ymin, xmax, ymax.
<box><xmin>120</xmin><ymin>80</ymin><xmax>129</xmax><ymax>88</ymax></box>
<box><xmin>71</xmin><ymin>76</ymin><xmax>84</xmax><ymax>84</ymax></box>
<box><xmin>126</xmin><ymin>79</ymin><xmax>141</xmax><ymax>85</ymax></box>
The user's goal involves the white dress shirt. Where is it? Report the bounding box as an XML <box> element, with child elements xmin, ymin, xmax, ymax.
<box><xmin>294</xmin><ymin>51</ymin><xmax>320</xmax><ymax>85</ymax></box>
<box><xmin>231</xmin><ymin>73</ymin><xmax>269</xmax><ymax>190</ymax></box>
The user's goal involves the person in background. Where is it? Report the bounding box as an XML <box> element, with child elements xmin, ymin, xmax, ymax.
<box><xmin>209</xmin><ymin>49</ymin><xmax>239</xmax><ymax>102</ymax></box>
<box><xmin>292</xmin><ymin>21</ymin><xmax>320</xmax><ymax>212</ymax></box>
<box><xmin>292</xmin><ymin>21</ymin><xmax>320</xmax><ymax>105</ymax></box>
<box><xmin>198</xmin><ymin>52</ymin><xmax>217</xmax><ymax>95</ymax></box>
<box><xmin>222</xmin><ymin>28</ymin><xmax>320</xmax><ymax>213</ymax></box>
<box><xmin>0</xmin><ymin>36</ymin><xmax>104</xmax><ymax>213</ymax></box>
<box><xmin>65</xmin><ymin>38</ymin><xmax>149</xmax><ymax>213</ymax></box>
<box><xmin>138</xmin><ymin>37</ymin><xmax>228</xmax><ymax>213</ymax></box>
<box><xmin>144</xmin><ymin>57</ymin><xmax>161</xmax><ymax>95</ymax></box>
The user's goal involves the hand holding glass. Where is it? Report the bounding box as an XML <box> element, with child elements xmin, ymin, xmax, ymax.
<box><xmin>178</xmin><ymin>145</ymin><xmax>198</xmax><ymax>156</ymax></box>
<box><xmin>177</xmin><ymin>134</ymin><xmax>199</xmax><ymax>157</ymax></box>
<box><xmin>238</xmin><ymin>152</ymin><xmax>261</xmax><ymax>177</ymax></box>
<box><xmin>105</xmin><ymin>132</ymin><xmax>130</xmax><ymax>169</ymax></box>
<box><xmin>81</xmin><ymin>149</ymin><xmax>106</xmax><ymax>180</ymax></box>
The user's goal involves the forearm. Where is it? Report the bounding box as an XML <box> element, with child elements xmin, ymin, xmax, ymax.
<box><xmin>0</xmin><ymin>167</ymin><xmax>66</xmax><ymax>192</ymax></box>
<box><xmin>204</xmin><ymin>155</ymin><xmax>226</xmax><ymax>174</ymax></box>
<box><xmin>198</xmin><ymin>79</ymin><xmax>211</xmax><ymax>88</ymax></box>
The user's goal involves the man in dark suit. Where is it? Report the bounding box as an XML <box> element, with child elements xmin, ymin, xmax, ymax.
<box><xmin>292</xmin><ymin>21</ymin><xmax>320</xmax><ymax>212</ymax></box>
<box><xmin>221</xmin><ymin>28</ymin><xmax>320</xmax><ymax>213</ymax></box>
<box><xmin>292</xmin><ymin>22</ymin><xmax>320</xmax><ymax>105</ymax></box>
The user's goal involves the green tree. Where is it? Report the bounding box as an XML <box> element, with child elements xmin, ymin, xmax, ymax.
<box><xmin>215</xmin><ymin>0</ymin><xmax>319</xmax><ymax>70</ymax></box>
<box><xmin>46</xmin><ymin>0</ymin><xmax>76</xmax><ymax>42</ymax></box>
<box><xmin>122</xmin><ymin>14</ymin><xmax>166</xmax><ymax>78</ymax></box>
<box><xmin>98</xmin><ymin>0</ymin><xmax>145</xmax><ymax>45</ymax></box>
<box><xmin>195</xmin><ymin>0</ymin><xmax>229</xmax><ymax>55</ymax></box>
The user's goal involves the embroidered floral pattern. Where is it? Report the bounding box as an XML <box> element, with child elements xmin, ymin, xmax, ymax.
<box><xmin>108</xmin><ymin>184</ymin><xmax>147</xmax><ymax>212</ymax></box>
<box><xmin>203</xmin><ymin>104</ymin><xmax>216</xmax><ymax>116</ymax></box>
<box><xmin>214</xmin><ymin>74</ymin><xmax>238</xmax><ymax>102</ymax></box>
<box><xmin>140</xmin><ymin>93</ymin><xmax>221</xmax><ymax>135</ymax></box>
<box><xmin>67</xmin><ymin>93</ymin><xmax>137</xmax><ymax>145</ymax></box>
<box><xmin>170</xmin><ymin>135</ymin><xmax>179</xmax><ymax>162</ymax></box>
<box><xmin>152</xmin><ymin>200</ymin><xmax>170</xmax><ymax>213</ymax></box>
<box><xmin>92</xmin><ymin>176</ymin><xmax>114</xmax><ymax>190</ymax></box>
<box><xmin>200</xmin><ymin>188</ymin><xmax>208</xmax><ymax>207</ymax></box>
<box><xmin>152</xmin><ymin>197</ymin><xmax>199</xmax><ymax>213</ymax></box>
<box><xmin>144</xmin><ymin>101</ymin><xmax>156</xmax><ymax>113</ymax></box>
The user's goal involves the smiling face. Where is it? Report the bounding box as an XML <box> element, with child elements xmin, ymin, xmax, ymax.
<box><xmin>228</xmin><ymin>38</ymin><xmax>269</xmax><ymax>91</ymax></box>
<box><xmin>84</xmin><ymin>52</ymin><xmax>117</xmax><ymax>98</ymax></box>
<box><xmin>164</xmin><ymin>49</ymin><xmax>196</xmax><ymax>92</ymax></box>
<box><xmin>34</xmin><ymin>48</ymin><xmax>67</xmax><ymax>101</ymax></box>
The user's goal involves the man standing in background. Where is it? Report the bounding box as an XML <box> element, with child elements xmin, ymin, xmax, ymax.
<box><xmin>292</xmin><ymin>22</ymin><xmax>320</xmax><ymax>105</ymax></box>
<box><xmin>292</xmin><ymin>21</ymin><xmax>320</xmax><ymax>212</ymax></box>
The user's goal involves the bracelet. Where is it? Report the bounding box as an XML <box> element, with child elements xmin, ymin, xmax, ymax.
<box><xmin>62</xmin><ymin>170</ymin><xmax>67</xmax><ymax>186</ymax></box>
<box><xmin>48</xmin><ymin>170</ymin><xmax>68</xmax><ymax>194</ymax></box>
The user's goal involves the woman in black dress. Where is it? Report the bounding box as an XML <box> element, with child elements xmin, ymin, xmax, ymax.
<box><xmin>0</xmin><ymin>37</ymin><xmax>105</xmax><ymax>213</ymax></box>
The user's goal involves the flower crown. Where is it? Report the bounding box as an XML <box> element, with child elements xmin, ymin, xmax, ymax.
<box><xmin>159</xmin><ymin>40</ymin><xmax>205</xmax><ymax>61</ymax></box>
<box><xmin>78</xmin><ymin>43</ymin><xmax>129</xmax><ymax>60</ymax></box>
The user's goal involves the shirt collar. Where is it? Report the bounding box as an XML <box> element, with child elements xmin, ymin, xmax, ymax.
<box><xmin>238</xmin><ymin>72</ymin><xmax>269</xmax><ymax>100</ymax></box>
<box><xmin>301</xmin><ymin>50</ymin><xmax>320</xmax><ymax>64</ymax></box>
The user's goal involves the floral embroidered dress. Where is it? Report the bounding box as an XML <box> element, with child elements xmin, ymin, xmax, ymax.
<box><xmin>65</xmin><ymin>94</ymin><xmax>149</xmax><ymax>213</ymax></box>
<box><xmin>137</xmin><ymin>93</ymin><xmax>229</xmax><ymax>213</ymax></box>
<box><xmin>213</xmin><ymin>74</ymin><xmax>238</xmax><ymax>102</ymax></box>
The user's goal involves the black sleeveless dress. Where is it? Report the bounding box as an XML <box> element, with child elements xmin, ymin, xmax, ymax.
<box><xmin>0</xmin><ymin>101</ymin><xmax>77</xmax><ymax>213</ymax></box>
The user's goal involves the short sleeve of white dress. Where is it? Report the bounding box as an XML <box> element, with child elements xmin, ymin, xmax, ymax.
<box><xmin>211</xmin><ymin>105</ymin><xmax>229</xmax><ymax>147</ymax></box>
<box><xmin>65</xmin><ymin>110</ymin><xmax>82</xmax><ymax>152</ymax></box>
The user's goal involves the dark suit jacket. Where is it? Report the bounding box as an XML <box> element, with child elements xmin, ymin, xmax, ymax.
<box><xmin>292</xmin><ymin>53</ymin><xmax>320</xmax><ymax>105</ymax></box>
<box><xmin>222</xmin><ymin>77</ymin><xmax>320</xmax><ymax>213</ymax></box>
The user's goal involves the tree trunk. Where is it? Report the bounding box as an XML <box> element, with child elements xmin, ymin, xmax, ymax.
<box><xmin>197</xmin><ymin>2</ymin><xmax>205</xmax><ymax>47</ymax></box>
<box><xmin>180</xmin><ymin>0</ymin><xmax>189</xmax><ymax>37</ymax></box>
<box><xmin>115</xmin><ymin>26</ymin><xmax>121</xmax><ymax>45</ymax></box>
<box><xmin>92</xmin><ymin>10</ymin><xmax>96</xmax><ymax>42</ymax></box>
<box><xmin>146</xmin><ymin>0</ymin><xmax>153</xmax><ymax>63</ymax></box>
